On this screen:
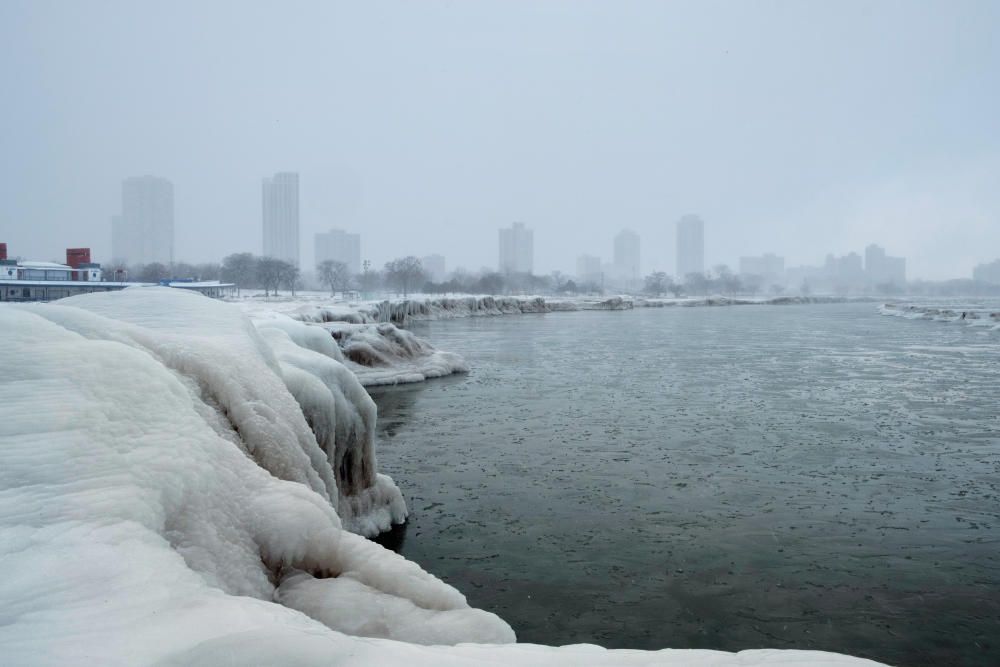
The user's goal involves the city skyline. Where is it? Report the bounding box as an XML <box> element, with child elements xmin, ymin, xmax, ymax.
<box><xmin>4</xmin><ymin>3</ymin><xmax>999</xmax><ymax>280</ymax></box>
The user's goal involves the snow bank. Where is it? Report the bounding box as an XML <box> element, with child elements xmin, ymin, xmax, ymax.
<box><xmin>879</xmin><ymin>302</ymin><xmax>1000</xmax><ymax>331</ymax></box>
<box><xmin>0</xmin><ymin>289</ymin><xmax>885</xmax><ymax>665</ymax></box>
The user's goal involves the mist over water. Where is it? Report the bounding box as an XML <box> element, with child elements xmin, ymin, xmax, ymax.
<box><xmin>371</xmin><ymin>303</ymin><xmax>1000</xmax><ymax>666</ymax></box>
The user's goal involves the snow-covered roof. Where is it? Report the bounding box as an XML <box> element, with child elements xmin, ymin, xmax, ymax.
<box><xmin>167</xmin><ymin>281</ymin><xmax>236</xmax><ymax>288</ymax></box>
<box><xmin>18</xmin><ymin>261</ymin><xmax>73</xmax><ymax>270</ymax></box>
<box><xmin>0</xmin><ymin>280</ymin><xmax>143</xmax><ymax>287</ymax></box>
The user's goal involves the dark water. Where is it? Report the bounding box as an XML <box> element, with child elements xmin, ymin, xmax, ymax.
<box><xmin>368</xmin><ymin>303</ymin><xmax>1000</xmax><ymax>666</ymax></box>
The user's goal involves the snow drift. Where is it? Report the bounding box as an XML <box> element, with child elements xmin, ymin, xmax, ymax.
<box><xmin>0</xmin><ymin>289</ymin><xmax>885</xmax><ymax>666</ymax></box>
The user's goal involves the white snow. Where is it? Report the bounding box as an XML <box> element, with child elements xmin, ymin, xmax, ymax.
<box><xmin>0</xmin><ymin>288</ymin><xmax>886</xmax><ymax>666</ymax></box>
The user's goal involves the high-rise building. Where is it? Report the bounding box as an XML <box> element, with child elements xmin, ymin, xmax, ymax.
<box><xmin>864</xmin><ymin>244</ymin><xmax>906</xmax><ymax>287</ymax></box>
<box><xmin>973</xmin><ymin>259</ymin><xmax>1000</xmax><ymax>284</ymax></box>
<box><xmin>613</xmin><ymin>229</ymin><xmax>640</xmax><ymax>287</ymax></box>
<box><xmin>739</xmin><ymin>253</ymin><xmax>785</xmax><ymax>281</ymax></box>
<box><xmin>111</xmin><ymin>176</ymin><xmax>174</xmax><ymax>266</ymax></box>
<box><xmin>262</xmin><ymin>172</ymin><xmax>300</xmax><ymax>266</ymax></box>
<box><xmin>676</xmin><ymin>215</ymin><xmax>704</xmax><ymax>280</ymax></box>
<box><xmin>421</xmin><ymin>254</ymin><xmax>447</xmax><ymax>282</ymax></box>
<box><xmin>315</xmin><ymin>229</ymin><xmax>361</xmax><ymax>275</ymax></box>
<box><xmin>498</xmin><ymin>222</ymin><xmax>533</xmax><ymax>274</ymax></box>
<box><xmin>576</xmin><ymin>254</ymin><xmax>602</xmax><ymax>285</ymax></box>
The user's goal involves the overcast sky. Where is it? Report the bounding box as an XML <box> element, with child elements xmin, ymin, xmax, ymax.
<box><xmin>2</xmin><ymin>0</ymin><xmax>998</xmax><ymax>279</ymax></box>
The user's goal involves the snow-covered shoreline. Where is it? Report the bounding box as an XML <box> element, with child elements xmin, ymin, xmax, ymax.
<box><xmin>0</xmin><ymin>288</ymin><xmax>886</xmax><ymax>665</ymax></box>
<box><xmin>238</xmin><ymin>292</ymin><xmax>870</xmax><ymax>327</ymax></box>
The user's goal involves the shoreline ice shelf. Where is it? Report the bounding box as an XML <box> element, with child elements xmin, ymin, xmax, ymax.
<box><xmin>0</xmin><ymin>288</ymin><xmax>884</xmax><ymax>665</ymax></box>
<box><xmin>238</xmin><ymin>292</ymin><xmax>870</xmax><ymax>328</ymax></box>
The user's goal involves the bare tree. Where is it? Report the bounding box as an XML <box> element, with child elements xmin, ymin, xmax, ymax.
<box><xmin>383</xmin><ymin>256</ymin><xmax>426</xmax><ymax>297</ymax></box>
<box><xmin>317</xmin><ymin>260</ymin><xmax>349</xmax><ymax>296</ymax></box>
<box><xmin>221</xmin><ymin>252</ymin><xmax>258</xmax><ymax>296</ymax></box>
<box><xmin>257</xmin><ymin>257</ymin><xmax>284</xmax><ymax>297</ymax></box>
<box><xmin>684</xmin><ymin>272</ymin><xmax>708</xmax><ymax>296</ymax></box>
<box><xmin>643</xmin><ymin>271</ymin><xmax>674</xmax><ymax>296</ymax></box>
<box><xmin>278</xmin><ymin>261</ymin><xmax>300</xmax><ymax>296</ymax></box>
<box><xmin>136</xmin><ymin>262</ymin><xmax>170</xmax><ymax>283</ymax></box>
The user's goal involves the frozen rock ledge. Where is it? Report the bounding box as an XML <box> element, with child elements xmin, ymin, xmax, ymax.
<box><xmin>0</xmin><ymin>289</ymin><xmax>885</xmax><ymax>665</ymax></box>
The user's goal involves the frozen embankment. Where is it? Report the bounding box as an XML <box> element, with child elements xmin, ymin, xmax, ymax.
<box><xmin>248</xmin><ymin>307</ymin><xmax>469</xmax><ymax>386</ymax></box>
<box><xmin>0</xmin><ymin>289</ymin><xmax>885</xmax><ymax>665</ymax></box>
<box><xmin>252</xmin><ymin>293</ymin><xmax>856</xmax><ymax>327</ymax></box>
<box><xmin>880</xmin><ymin>302</ymin><xmax>1000</xmax><ymax>331</ymax></box>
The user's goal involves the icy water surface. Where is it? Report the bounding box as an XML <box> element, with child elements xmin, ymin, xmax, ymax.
<box><xmin>369</xmin><ymin>303</ymin><xmax>1000</xmax><ymax>666</ymax></box>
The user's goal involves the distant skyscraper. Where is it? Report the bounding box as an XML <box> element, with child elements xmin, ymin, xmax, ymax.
<box><xmin>973</xmin><ymin>259</ymin><xmax>1000</xmax><ymax>284</ymax></box>
<box><xmin>613</xmin><ymin>229</ymin><xmax>640</xmax><ymax>286</ymax></box>
<box><xmin>111</xmin><ymin>176</ymin><xmax>174</xmax><ymax>265</ymax></box>
<box><xmin>421</xmin><ymin>254</ymin><xmax>447</xmax><ymax>282</ymax></box>
<box><xmin>315</xmin><ymin>228</ymin><xmax>361</xmax><ymax>275</ymax></box>
<box><xmin>498</xmin><ymin>222</ymin><xmax>533</xmax><ymax>274</ymax></box>
<box><xmin>739</xmin><ymin>253</ymin><xmax>785</xmax><ymax>280</ymax></box>
<box><xmin>676</xmin><ymin>215</ymin><xmax>704</xmax><ymax>280</ymax></box>
<box><xmin>576</xmin><ymin>254</ymin><xmax>602</xmax><ymax>285</ymax></box>
<box><xmin>262</xmin><ymin>172</ymin><xmax>300</xmax><ymax>266</ymax></box>
<box><xmin>864</xmin><ymin>244</ymin><xmax>906</xmax><ymax>287</ymax></box>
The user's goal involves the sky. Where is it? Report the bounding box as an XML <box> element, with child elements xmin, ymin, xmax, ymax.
<box><xmin>1</xmin><ymin>0</ymin><xmax>998</xmax><ymax>280</ymax></box>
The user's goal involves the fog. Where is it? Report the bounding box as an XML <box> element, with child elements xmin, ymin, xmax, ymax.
<box><xmin>1</xmin><ymin>0</ymin><xmax>998</xmax><ymax>280</ymax></box>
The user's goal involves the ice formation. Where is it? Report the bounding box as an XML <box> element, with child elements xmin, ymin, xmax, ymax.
<box><xmin>320</xmin><ymin>321</ymin><xmax>469</xmax><ymax>386</ymax></box>
<box><xmin>0</xmin><ymin>289</ymin><xmax>886</xmax><ymax>665</ymax></box>
<box><xmin>880</xmin><ymin>302</ymin><xmax>1000</xmax><ymax>330</ymax></box>
<box><xmin>239</xmin><ymin>293</ymin><xmax>866</xmax><ymax>330</ymax></box>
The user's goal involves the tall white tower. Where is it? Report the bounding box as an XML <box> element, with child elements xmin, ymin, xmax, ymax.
<box><xmin>676</xmin><ymin>215</ymin><xmax>704</xmax><ymax>280</ymax></box>
<box><xmin>112</xmin><ymin>176</ymin><xmax>174</xmax><ymax>266</ymax></box>
<box><xmin>262</xmin><ymin>172</ymin><xmax>300</xmax><ymax>266</ymax></box>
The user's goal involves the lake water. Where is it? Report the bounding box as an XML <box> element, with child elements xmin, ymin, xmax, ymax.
<box><xmin>368</xmin><ymin>302</ymin><xmax>1000</xmax><ymax>666</ymax></box>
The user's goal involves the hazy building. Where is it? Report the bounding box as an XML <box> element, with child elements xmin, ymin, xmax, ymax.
<box><xmin>262</xmin><ymin>172</ymin><xmax>300</xmax><ymax>266</ymax></box>
<box><xmin>739</xmin><ymin>253</ymin><xmax>785</xmax><ymax>281</ymax></box>
<box><xmin>613</xmin><ymin>229</ymin><xmax>640</xmax><ymax>287</ymax></box>
<box><xmin>676</xmin><ymin>215</ymin><xmax>704</xmax><ymax>280</ymax></box>
<box><xmin>498</xmin><ymin>222</ymin><xmax>533</xmax><ymax>274</ymax></box>
<box><xmin>825</xmin><ymin>252</ymin><xmax>866</xmax><ymax>291</ymax></box>
<box><xmin>973</xmin><ymin>259</ymin><xmax>1000</xmax><ymax>284</ymax></box>
<box><xmin>864</xmin><ymin>244</ymin><xmax>906</xmax><ymax>287</ymax></box>
<box><xmin>421</xmin><ymin>254</ymin><xmax>446</xmax><ymax>282</ymax></box>
<box><xmin>315</xmin><ymin>228</ymin><xmax>361</xmax><ymax>275</ymax></box>
<box><xmin>576</xmin><ymin>254</ymin><xmax>602</xmax><ymax>285</ymax></box>
<box><xmin>111</xmin><ymin>176</ymin><xmax>174</xmax><ymax>266</ymax></box>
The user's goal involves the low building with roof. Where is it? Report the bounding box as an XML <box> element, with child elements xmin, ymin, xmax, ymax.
<box><xmin>0</xmin><ymin>245</ymin><xmax>235</xmax><ymax>302</ymax></box>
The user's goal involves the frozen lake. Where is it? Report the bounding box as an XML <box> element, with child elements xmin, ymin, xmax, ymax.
<box><xmin>369</xmin><ymin>302</ymin><xmax>1000</xmax><ymax>666</ymax></box>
